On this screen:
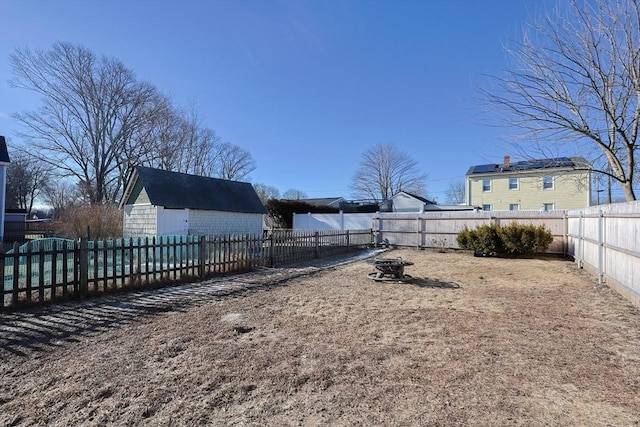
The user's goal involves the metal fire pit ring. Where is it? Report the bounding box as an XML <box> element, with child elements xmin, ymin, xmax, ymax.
<box><xmin>368</xmin><ymin>257</ymin><xmax>414</xmax><ymax>283</ymax></box>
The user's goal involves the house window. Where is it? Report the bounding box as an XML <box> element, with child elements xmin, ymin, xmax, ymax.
<box><xmin>509</xmin><ymin>177</ymin><xmax>519</xmax><ymax>190</ymax></box>
<box><xmin>543</xmin><ymin>175</ymin><xmax>554</xmax><ymax>190</ymax></box>
<box><xmin>482</xmin><ymin>179</ymin><xmax>491</xmax><ymax>192</ymax></box>
<box><xmin>509</xmin><ymin>203</ymin><xmax>520</xmax><ymax>211</ymax></box>
<box><xmin>542</xmin><ymin>203</ymin><xmax>555</xmax><ymax>211</ymax></box>
<box><xmin>482</xmin><ymin>204</ymin><xmax>491</xmax><ymax>211</ymax></box>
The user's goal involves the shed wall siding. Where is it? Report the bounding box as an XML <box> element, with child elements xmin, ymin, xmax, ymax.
<box><xmin>123</xmin><ymin>204</ymin><xmax>157</xmax><ymax>237</ymax></box>
<box><xmin>188</xmin><ymin>210</ymin><xmax>263</xmax><ymax>235</ymax></box>
<box><xmin>468</xmin><ymin>170</ymin><xmax>590</xmax><ymax>210</ymax></box>
<box><xmin>127</xmin><ymin>180</ymin><xmax>151</xmax><ymax>205</ymax></box>
<box><xmin>392</xmin><ymin>194</ymin><xmax>425</xmax><ymax>212</ymax></box>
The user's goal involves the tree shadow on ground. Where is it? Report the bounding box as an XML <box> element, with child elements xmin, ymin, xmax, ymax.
<box><xmin>409</xmin><ymin>277</ymin><xmax>461</xmax><ymax>289</ymax></box>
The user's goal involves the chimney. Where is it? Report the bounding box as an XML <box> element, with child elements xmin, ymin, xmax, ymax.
<box><xmin>503</xmin><ymin>155</ymin><xmax>510</xmax><ymax>168</ymax></box>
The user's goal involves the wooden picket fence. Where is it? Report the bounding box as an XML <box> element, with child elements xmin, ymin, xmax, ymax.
<box><xmin>1</xmin><ymin>229</ymin><xmax>373</xmax><ymax>309</ymax></box>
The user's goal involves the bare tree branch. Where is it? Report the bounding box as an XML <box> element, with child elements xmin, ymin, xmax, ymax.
<box><xmin>9</xmin><ymin>42</ymin><xmax>162</xmax><ymax>204</ymax></box>
<box><xmin>482</xmin><ymin>0</ymin><xmax>639</xmax><ymax>201</ymax></box>
<box><xmin>351</xmin><ymin>143</ymin><xmax>428</xmax><ymax>201</ymax></box>
<box><xmin>445</xmin><ymin>180</ymin><xmax>466</xmax><ymax>204</ymax></box>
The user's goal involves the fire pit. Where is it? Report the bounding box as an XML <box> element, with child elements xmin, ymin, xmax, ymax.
<box><xmin>368</xmin><ymin>257</ymin><xmax>414</xmax><ymax>282</ymax></box>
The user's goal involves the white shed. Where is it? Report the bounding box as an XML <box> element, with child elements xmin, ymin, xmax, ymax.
<box><xmin>120</xmin><ymin>166</ymin><xmax>266</xmax><ymax>238</ymax></box>
<box><xmin>386</xmin><ymin>191</ymin><xmax>436</xmax><ymax>212</ymax></box>
<box><xmin>0</xmin><ymin>136</ymin><xmax>11</xmax><ymax>241</ymax></box>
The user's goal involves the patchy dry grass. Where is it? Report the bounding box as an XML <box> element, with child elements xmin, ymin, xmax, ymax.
<box><xmin>1</xmin><ymin>249</ymin><xmax>639</xmax><ymax>426</ymax></box>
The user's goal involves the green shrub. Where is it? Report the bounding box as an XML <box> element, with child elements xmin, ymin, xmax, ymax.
<box><xmin>456</xmin><ymin>222</ymin><xmax>553</xmax><ymax>257</ymax></box>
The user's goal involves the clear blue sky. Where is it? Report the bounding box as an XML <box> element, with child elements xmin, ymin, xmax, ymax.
<box><xmin>0</xmin><ymin>0</ymin><xmax>557</xmax><ymax>202</ymax></box>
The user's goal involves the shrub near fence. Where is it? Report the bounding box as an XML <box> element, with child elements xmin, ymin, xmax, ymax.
<box><xmin>1</xmin><ymin>229</ymin><xmax>372</xmax><ymax>309</ymax></box>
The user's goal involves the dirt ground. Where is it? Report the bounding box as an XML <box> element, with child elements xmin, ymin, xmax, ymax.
<box><xmin>1</xmin><ymin>248</ymin><xmax>639</xmax><ymax>426</ymax></box>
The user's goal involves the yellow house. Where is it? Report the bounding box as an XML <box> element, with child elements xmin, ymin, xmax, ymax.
<box><xmin>466</xmin><ymin>156</ymin><xmax>592</xmax><ymax>211</ymax></box>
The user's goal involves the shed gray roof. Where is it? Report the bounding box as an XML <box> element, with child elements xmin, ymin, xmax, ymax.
<box><xmin>466</xmin><ymin>157</ymin><xmax>591</xmax><ymax>176</ymax></box>
<box><xmin>0</xmin><ymin>136</ymin><xmax>10</xmax><ymax>163</ymax></box>
<box><xmin>390</xmin><ymin>191</ymin><xmax>436</xmax><ymax>205</ymax></box>
<box><xmin>131</xmin><ymin>166</ymin><xmax>266</xmax><ymax>214</ymax></box>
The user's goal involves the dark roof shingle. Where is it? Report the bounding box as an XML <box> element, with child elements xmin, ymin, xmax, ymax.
<box><xmin>134</xmin><ymin>166</ymin><xmax>266</xmax><ymax>214</ymax></box>
<box><xmin>0</xmin><ymin>136</ymin><xmax>11</xmax><ymax>163</ymax></box>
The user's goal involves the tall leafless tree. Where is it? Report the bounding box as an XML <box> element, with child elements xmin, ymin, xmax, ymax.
<box><xmin>5</xmin><ymin>152</ymin><xmax>49</xmax><ymax>216</ymax></box>
<box><xmin>253</xmin><ymin>183</ymin><xmax>280</xmax><ymax>204</ymax></box>
<box><xmin>351</xmin><ymin>143</ymin><xmax>427</xmax><ymax>201</ymax></box>
<box><xmin>41</xmin><ymin>180</ymin><xmax>81</xmax><ymax>218</ymax></box>
<box><xmin>282</xmin><ymin>189</ymin><xmax>307</xmax><ymax>200</ymax></box>
<box><xmin>483</xmin><ymin>0</ymin><xmax>639</xmax><ymax>201</ymax></box>
<box><xmin>445</xmin><ymin>180</ymin><xmax>466</xmax><ymax>204</ymax></box>
<box><xmin>9</xmin><ymin>42</ymin><xmax>163</xmax><ymax>204</ymax></box>
<box><xmin>213</xmin><ymin>142</ymin><xmax>256</xmax><ymax>181</ymax></box>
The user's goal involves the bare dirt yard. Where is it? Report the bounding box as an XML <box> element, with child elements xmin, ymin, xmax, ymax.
<box><xmin>1</xmin><ymin>248</ymin><xmax>639</xmax><ymax>426</ymax></box>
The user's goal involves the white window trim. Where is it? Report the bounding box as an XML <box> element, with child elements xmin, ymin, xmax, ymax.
<box><xmin>543</xmin><ymin>175</ymin><xmax>554</xmax><ymax>190</ymax></box>
<box><xmin>508</xmin><ymin>177</ymin><xmax>519</xmax><ymax>190</ymax></box>
<box><xmin>509</xmin><ymin>203</ymin><xmax>520</xmax><ymax>211</ymax></box>
<box><xmin>482</xmin><ymin>179</ymin><xmax>491</xmax><ymax>192</ymax></box>
<box><xmin>482</xmin><ymin>204</ymin><xmax>492</xmax><ymax>211</ymax></box>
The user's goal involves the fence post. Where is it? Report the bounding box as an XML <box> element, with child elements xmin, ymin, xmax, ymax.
<box><xmin>269</xmin><ymin>231</ymin><xmax>274</xmax><ymax>268</ymax></box>
<box><xmin>79</xmin><ymin>238</ymin><xmax>88</xmax><ymax>298</ymax></box>
<box><xmin>315</xmin><ymin>231</ymin><xmax>320</xmax><ymax>258</ymax></box>
<box><xmin>11</xmin><ymin>242</ymin><xmax>19</xmax><ymax>306</ymax></box>
<box><xmin>578</xmin><ymin>212</ymin><xmax>584</xmax><ymax>268</ymax></box>
<box><xmin>598</xmin><ymin>210</ymin><xmax>604</xmax><ymax>284</ymax></box>
<box><xmin>374</xmin><ymin>213</ymin><xmax>382</xmax><ymax>247</ymax></box>
<box><xmin>198</xmin><ymin>235</ymin><xmax>206</xmax><ymax>279</ymax></box>
<box><xmin>562</xmin><ymin>212</ymin><xmax>568</xmax><ymax>258</ymax></box>
<box><xmin>346</xmin><ymin>230</ymin><xmax>350</xmax><ymax>251</ymax></box>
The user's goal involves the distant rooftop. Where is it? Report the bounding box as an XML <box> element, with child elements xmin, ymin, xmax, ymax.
<box><xmin>0</xmin><ymin>136</ymin><xmax>10</xmax><ymax>163</ymax></box>
<box><xmin>466</xmin><ymin>156</ymin><xmax>591</xmax><ymax>176</ymax></box>
<box><xmin>292</xmin><ymin>197</ymin><xmax>344</xmax><ymax>207</ymax></box>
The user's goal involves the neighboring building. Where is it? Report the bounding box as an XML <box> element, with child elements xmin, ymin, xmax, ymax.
<box><xmin>382</xmin><ymin>191</ymin><xmax>437</xmax><ymax>212</ymax></box>
<box><xmin>465</xmin><ymin>156</ymin><xmax>591</xmax><ymax>211</ymax></box>
<box><xmin>120</xmin><ymin>166</ymin><xmax>266</xmax><ymax>237</ymax></box>
<box><xmin>295</xmin><ymin>197</ymin><xmax>344</xmax><ymax>209</ymax></box>
<box><xmin>0</xmin><ymin>136</ymin><xmax>10</xmax><ymax>241</ymax></box>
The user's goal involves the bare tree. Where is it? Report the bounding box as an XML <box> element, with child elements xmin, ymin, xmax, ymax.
<box><xmin>5</xmin><ymin>152</ymin><xmax>49</xmax><ymax>216</ymax></box>
<box><xmin>282</xmin><ymin>189</ymin><xmax>307</xmax><ymax>200</ymax></box>
<box><xmin>9</xmin><ymin>42</ymin><xmax>162</xmax><ymax>204</ymax></box>
<box><xmin>41</xmin><ymin>180</ymin><xmax>81</xmax><ymax>218</ymax></box>
<box><xmin>253</xmin><ymin>183</ymin><xmax>280</xmax><ymax>204</ymax></box>
<box><xmin>445</xmin><ymin>180</ymin><xmax>466</xmax><ymax>204</ymax></box>
<box><xmin>351</xmin><ymin>143</ymin><xmax>427</xmax><ymax>201</ymax></box>
<box><xmin>213</xmin><ymin>142</ymin><xmax>256</xmax><ymax>181</ymax></box>
<box><xmin>483</xmin><ymin>0</ymin><xmax>639</xmax><ymax>201</ymax></box>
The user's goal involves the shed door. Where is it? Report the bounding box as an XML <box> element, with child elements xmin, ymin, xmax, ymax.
<box><xmin>158</xmin><ymin>208</ymin><xmax>188</xmax><ymax>235</ymax></box>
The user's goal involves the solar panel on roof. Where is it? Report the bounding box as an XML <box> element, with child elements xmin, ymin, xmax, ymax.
<box><xmin>472</xmin><ymin>164</ymin><xmax>497</xmax><ymax>173</ymax></box>
<box><xmin>469</xmin><ymin>156</ymin><xmax>580</xmax><ymax>174</ymax></box>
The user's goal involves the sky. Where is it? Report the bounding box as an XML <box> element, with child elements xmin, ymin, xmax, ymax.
<box><xmin>0</xmin><ymin>0</ymin><xmax>560</xmax><ymax>203</ymax></box>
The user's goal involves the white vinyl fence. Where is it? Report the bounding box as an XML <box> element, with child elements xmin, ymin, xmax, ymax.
<box><xmin>293</xmin><ymin>212</ymin><xmax>376</xmax><ymax>231</ymax></box>
<box><xmin>295</xmin><ymin>204</ymin><xmax>640</xmax><ymax>307</ymax></box>
<box><xmin>567</xmin><ymin>201</ymin><xmax>640</xmax><ymax>307</ymax></box>
<box><xmin>295</xmin><ymin>210</ymin><xmax>568</xmax><ymax>253</ymax></box>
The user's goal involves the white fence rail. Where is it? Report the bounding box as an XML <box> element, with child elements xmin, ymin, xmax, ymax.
<box><xmin>567</xmin><ymin>201</ymin><xmax>640</xmax><ymax>307</ymax></box>
<box><xmin>295</xmin><ymin>203</ymin><xmax>640</xmax><ymax>307</ymax></box>
<box><xmin>372</xmin><ymin>211</ymin><xmax>568</xmax><ymax>253</ymax></box>
<box><xmin>295</xmin><ymin>210</ymin><xmax>568</xmax><ymax>253</ymax></box>
<box><xmin>293</xmin><ymin>212</ymin><xmax>376</xmax><ymax>231</ymax></box>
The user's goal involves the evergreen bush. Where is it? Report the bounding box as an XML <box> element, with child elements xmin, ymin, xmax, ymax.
<box><xmin>456</xmin><ymin>222</ymin><xmax>553</xmax><ymax>257</ymax></box>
